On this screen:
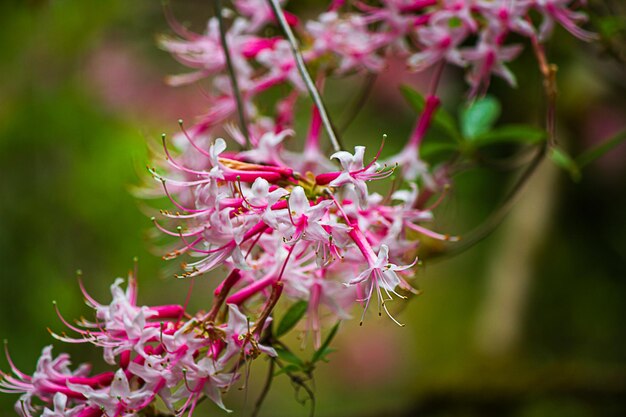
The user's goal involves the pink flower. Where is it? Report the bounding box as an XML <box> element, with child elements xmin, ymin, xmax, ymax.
<box><xmin>282</xmin><ymin>186</ymin><xmax>334</xmax><ymax>243</ymax></box>
<box><xmin>221</xmin><ymin>304</ymin><xmax>277</xmax><ymax>361</ymax></box>
<box><xmin>318</xmin><ymin>146</ymin><xmax>392</xmax><ymax>208</ymax></box>
<box><xmin>306</xmin><ymin>12</ymin><xmax>386</xmax><ymax>73</ymax></box>
<box><xmin>160</xmin><ymin>18</ymin><xmax>253</xmax><ymax>87</ymax></box>
<box><xmin>233</xmin><ymin>0</ymin><xmax>298</xmax><ymax>33</ymax></box>
<box><xmin>67</xmin><ymin>369</ymin><xmax>153</xmax><ymax>417</ymax></box>
<box><xmin>533</xmin><ymin>0</ymin><xmax>597</xmax><ymax>41</ymax></box>
<box><xmin>408</xmin><ymin>11</ymin><xmax>469</xmax><ymax>70</ymax></box>
<box><xmin>460</xmin><ymin>34</ymin><xmax>523</xmax><ymax>95</ymax></box>
<box><xmin>347</xmin><ymin>243</ymin><xmax>416</xmax><ymax>325</ymax></box>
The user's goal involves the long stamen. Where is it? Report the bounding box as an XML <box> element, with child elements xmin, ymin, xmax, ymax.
<box><xmin>361</xmin><ymin>134</ymin><xmax>386</xmax><ymax>171</ymax></box>
<box><xmin>161</xmin><ymin>134</ymin><xmax>213</xmax><ymax>177</ymax></box>
<box><xmin>383</xmin><ymin>302</ymin><xmax>405</xmax><ymax>327</ymax></box>
<box><xmin>52</xmin><ymin>301</ymin><xmax>93</xmax><ymax>336</ymax></box>
<box><xmin>158</xmin><ymin>178</ymin><xmax>209</xmax><ymax>214</ymax></box>
<box><xmin>406</xmin><ymin>222</ymin><xmax>459</xmax><ymax>241</ymax></box>
<box><xmin>151</xmin><ymin>217</ymin><xmax>203</xmax><ymax>238</ymax></box>
<box><xmin>178</xmin><ymin>119</ymin><xmax>212</xmax><ymax>158</ymax></box>
<box><xmin>3</xmin><ymin>341</ymin><xmax>29</xmax><ymax>380</ymax></box>
<box><xmin>77</xmin><ymin>270</ymin><xmax>100</xmax><ymax>309</ymax></box>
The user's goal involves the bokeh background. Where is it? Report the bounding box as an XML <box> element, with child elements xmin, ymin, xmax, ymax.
<box><xmin>1</xmin><ymin>1</ymin><xmax>625</xmax><ymax>416</ymax></box>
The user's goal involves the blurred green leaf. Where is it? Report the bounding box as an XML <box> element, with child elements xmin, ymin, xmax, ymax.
<box><xmin>420</xmin><ymin>141</ymin><xmax>460</xmax><ymax>160</ymax></box>
<box><xmin>461</xmin><ymin>96</ymin><xmax>501</xmax><ymax>139</ymax></box>
<box><xmin>312</xmin><ymin>322</ymin><xmax>339</xmax><ymax>363</ymax></box>
<box><xmin>597</xmin><ymin>15</ymin><xmax>626</xmax><ymax>37</ymax></box>
<box><xmin>400</xmin><ymin>85</ymin><xmax>462</xmax><ymax>141</ymax></box>
<box><xmin>576</xmin><ymin>129</ymin><xmax>626</xmax><ymax>168</ymax></box>
<box><xmin>550</xmin><ymin>147</ymin><xmax>581</xmax><ymax>181</ymax></box>
<box><xmin>473</xmin><ymin>125</ymin><xmax>547</xmax><ymax>147</ymax></box>
<box><xmin>276</xmin><ymin>300</ymin><xmax>308</xmax><ymax>337</ymax></box>
<box><xmin>274</xmin><ymin>364</ymin><xmax>301</xmax><ymax>376</ymax></box>
<box><xmin>275</xmin><ymin>346</ymin><xmax>304</xmax><ymax>367</ymax></box>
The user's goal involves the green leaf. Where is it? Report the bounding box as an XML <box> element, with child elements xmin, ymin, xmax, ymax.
<box><xmin>576</xmin><ymin>129</ymin><xmax>626</xmax><ymax>168</ymax></box>
<box><xmin>473</xmin><ymin>125</ymin><xmax>547</xmax><ymax>147</ymax></box>
<box><xmin>311</xmin><ymin>322</ymin><xmax>340</xmax><ymax>363</ymax></box>
<box><xmin>274</xmin><ymin>364</ymin><xmax>301</xmax><ymax>376</ymax></box>
<box><xmin>312</xmin><ymin>347</ymin><xmax>336</xmax><ymax>363</ymax></box>
<box><xmin>400</xmin><ymin>85</ymin><xmax>462</xmax><ymax>141</ymax></box>
<box><xmin>275</xmin><ymin>300</ymin><xmax>308</xmax><ymax>337</ymax></box>
<box><xmin>460</xmin><ymin>96</ymin><xmax>501</xmax><ymax>139</ymax></box>
<box><xmin>597</xmin><ymin>16</ymin><xmax>626</xmax><ymax>37</ymax></box>
<box><xmin>420</xmin><ymin>141</ymin><xmax>460</xmax><ymax>160</ymax></box>
<box><xmin>550</xmin><ymin>147</ymin><xmax>581</xmax><ymax>182</ymax></box>
<box><xmin>275</xmin><ymin>346</ymin><xmax>304</xmax><ymax>367</ymax></box>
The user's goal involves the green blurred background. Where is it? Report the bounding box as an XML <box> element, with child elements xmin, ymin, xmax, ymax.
<box><xmin>1</xmin><ymin>1</ymin><xmax>625</xmax><ymax>416</ymax></box>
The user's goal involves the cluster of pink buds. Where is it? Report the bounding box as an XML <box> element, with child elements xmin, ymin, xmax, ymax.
<box><xmin>1</xmin><ymin>273</ymin><xmax>277</xmax><ymax>416</ymax></box>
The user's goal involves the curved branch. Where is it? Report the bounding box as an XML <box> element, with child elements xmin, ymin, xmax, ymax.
<box><xmin>266</xmin><ymin>0</ymin><xmax>344</xmax><ymax>152</ymax></box>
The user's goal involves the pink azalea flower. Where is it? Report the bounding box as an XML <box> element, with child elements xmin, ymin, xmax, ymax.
<box><xmin>68</xmin><ymin>369</ymin><xmax>154</xmax><ymax>417</ymax></box>
<box><xmin>282</xmin><ymin>186</ymin><xmax>334</xmax><ymax>244</ymax></box>
<box><xmin>347</xmin><ymin>242</ymin><xmax>416</xmax><ymax>325</ymax></box>
<box><xmin>322</xmin><ymin>146</ymin><xmax>393</xmax><ymax>208</ymax></box>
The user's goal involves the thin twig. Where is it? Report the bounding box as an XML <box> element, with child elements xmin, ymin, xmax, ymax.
<box><xmin>432</xmin><ymin>38</ymin><xmax>556</xmax><ymax>258</ymax></box>
<box><xmin>214</xmin><ymin>0</ymin><xmax>250</xmax><ymax>146</ymax></box>
<box><xmin>251</xmin><ymin>359</ymin><xmax>275</xmax><ymax>417</ymax></box>
<box><xmin>339</xmin><ymin>73</ymin><xmax>377</xmax><ymax>134</ymax></box>
<box><xmin>274</xmin><ymin>359</ymin><xmax>317</xmax><ymax>417</ymax></box>
<box><xmin>436</xmin><ymin>142</ymin><xmax>547</xmax><ymax>258</ymax></box>
<box><xmin>530</xmin><ymin>33</ymin><xmax>557</xmax><ymax>147</ymax></box>
<box><xmin>253</xmin><ymin>282</ymin><xmax>284</xmax><ymax>336</ymax></box>
<box><xmin>266</xmin><ymin>0</ymin><xmax>343</xmax><ymax>152</ymax></box>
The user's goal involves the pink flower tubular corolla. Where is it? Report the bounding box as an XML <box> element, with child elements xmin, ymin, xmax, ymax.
<box><xmin>0</xmin><ymin>346</ymin><xmax>90</xmax><ymax>415</ymax></box>
<box><xmin>2</xmin><ymin>272</ymin><xmax>287</xmax><ymax>417</ymax></box>
<box><xmin>283</xmin><ymin>186</ymin><xmax>334</xmax><ymax>244</ymax></box>
<box><xmin>233</xmin><ymin>0</ymin><xmax>298</xmax><ymax>33</ymax></box>
<box><xmin>172</xmin><ymin>357</ymin><xmax>235</xmax><ymax>414</ymax></box>
<box><xmin>408</xmin><ymin>10</ymin><xmax>469</xmax><ymax>71</ymax></box>
<box><xmin>67</xmin><ymin>369</ymin><xmax>153</xmax><ymax>417</ymax></box>
<box><xmin>460</xmin><ymin>34</ymin><xmax>523</xmax><ymax>95</ymax></box>
<box><xmin>533</xmin><ymin>0</ymin><xmax>597</xmax><ymax>41</ymax></box>
<box><xmin>238</xmin><ymin>129</ymin><xmax>294</xmax><ymax>166</ymax></box>
<box><xmin>347</xmin><ymin>242</ymin><xmax>416</xmax><ymax>325</ymax></box>
<box><xmin>319</xmin><ymin>146</ymin><xmax>393</xmax><ymax>208</ymax></box>
<box><xmin>306</xmin><ymin>12</ymin><xmax>386</xmax><ymax>73</ymax></box>
<box><xmin>255</xmin><ymin>40</ymin><xmax>304</xmax><ymax>91</ymax></box>
<box><xmin>242</xmin><ymin>178</ymin><xmax>289</xmax><ymax>228</ymax></box>
<box><xmin>39</xmin><ymin>393</ymin><xmax>80</xmax><ymax>417</ymax></box>
<box><xmin>159</xmin><ymin>17</ymin><xmax>256</xmax><ymax>87</ymax></box>
<box><xmin>221</xmin><ymin>304</ymin><xmax>277</xmax><ymax>361</ymax></box>
<box><xmin>55</xmin><ymin>278</ymin><xmax>183</xmax><ymax>365</ymax></box>
<box><xmin>475</xmin><ymin>0</ymin><xmax>535</xmax><ymax>37</ymax></box>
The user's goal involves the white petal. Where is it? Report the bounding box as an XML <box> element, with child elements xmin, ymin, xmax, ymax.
<box><xmin>110</xmin><ymin>369</ymin><xmax>131</xmax><ymax>399</ymax></box>
<box><xmin>288</xmin><ymin>187</ymin><xmax>309</xmax><ymax>218</ymax></box>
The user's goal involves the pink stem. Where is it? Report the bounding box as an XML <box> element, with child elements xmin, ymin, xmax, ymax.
<box><xmin>226</xmin><ymin>275</ymin><xmax>275</xmax><ymax>305</ymax></box>
<box><xmin>407</xmin><ymin>95</ymin><xmax>441</xmax><ymax>148</ymax></box>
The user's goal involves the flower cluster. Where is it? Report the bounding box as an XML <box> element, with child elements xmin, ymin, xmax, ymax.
<box><xmin>160</xmin><ymin>0</ymin><xmax>593</xmax><ymax>178</ymax></box>
<box><xmin>1</xmin><ymin>276</ymin><xmax>275</xmax><ymax>416</ymax></box>
<box><xmin>1</xmin><ymin>1</ymin><xmax>595</xmax><ymax>416</ymax></box>
<box><xmin>151</xmin><ymin>130</ymin><xmax>453</xmax><ymax>327</ymax></box>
